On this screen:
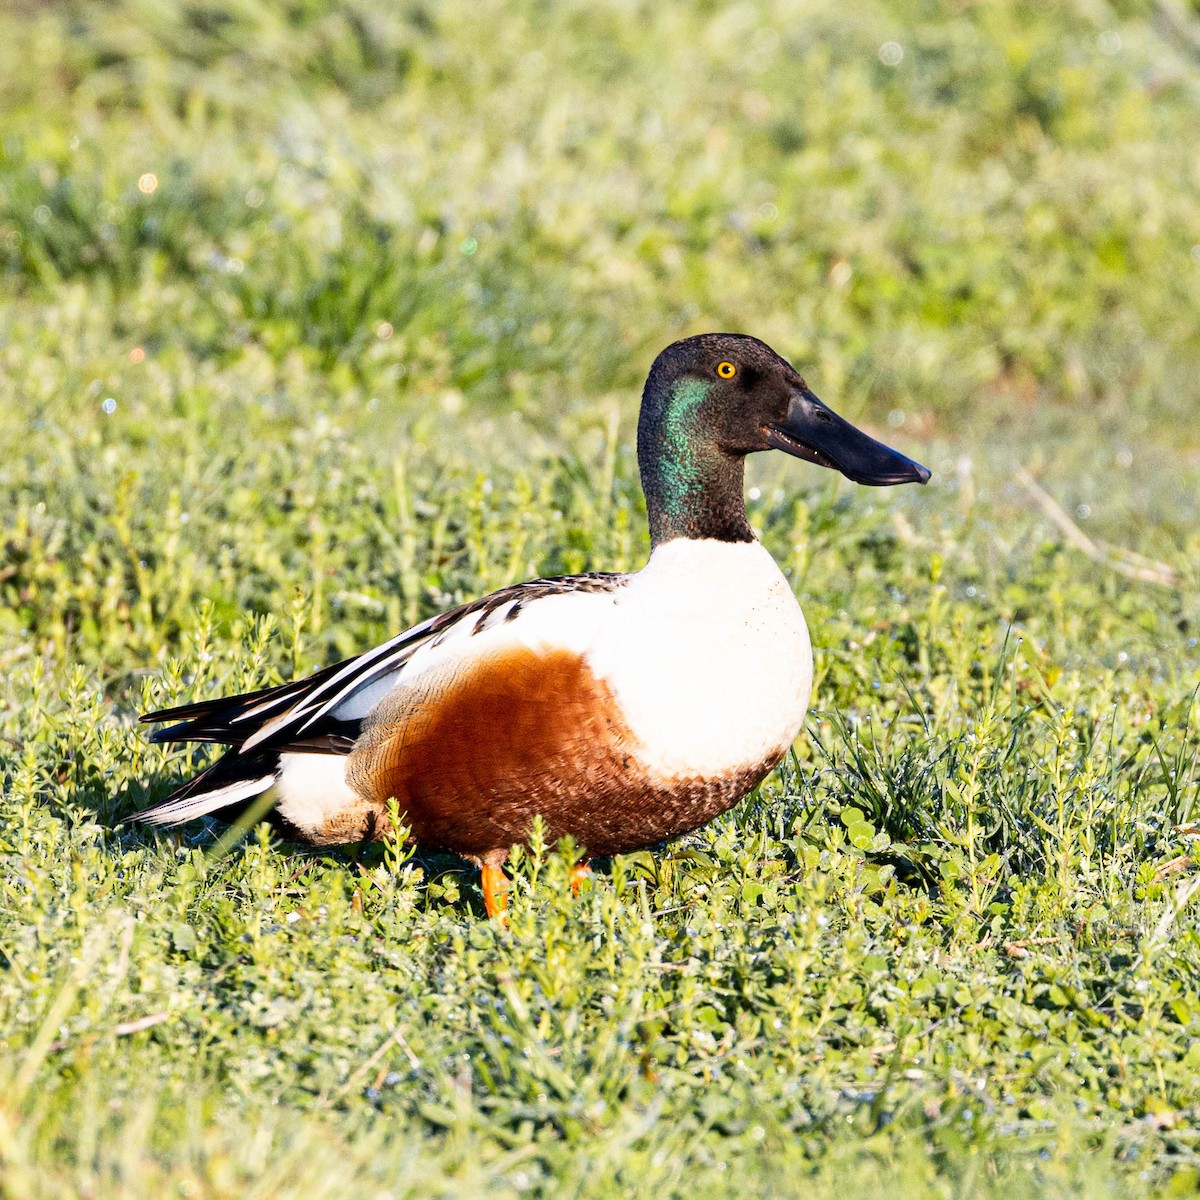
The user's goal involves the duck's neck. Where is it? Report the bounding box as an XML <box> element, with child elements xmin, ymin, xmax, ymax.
<box><xmin>637</xmin><ymin>378</ymin><xmax>754</xmax><ymax>547</ymax></box>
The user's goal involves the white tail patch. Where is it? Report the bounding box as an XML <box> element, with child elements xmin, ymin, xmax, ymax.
<box><xmin>275</xmin><ymin>752</ymin><xmax>362</xmax><ymax>839</ymax></box>
<box><xmin>137</xmin><ymin>773</ymin><xmax>277</xmax><ymax>826</ymax></box>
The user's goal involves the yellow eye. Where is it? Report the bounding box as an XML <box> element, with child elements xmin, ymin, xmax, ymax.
<box><xmin>717</xmin><ymin>361</ymin><xmax>737</xmax><ymax>379</ymax></box>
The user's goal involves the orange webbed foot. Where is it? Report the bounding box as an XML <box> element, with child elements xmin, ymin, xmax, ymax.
<box><xmin>569</xmin><ymin>861</ymin><xmax>592</xmax><ymax>898</ymax></box>
<box><xmin>481</xmin><ymin>861</ymin><xmax>510</xmax><ymax>924</ymax></box>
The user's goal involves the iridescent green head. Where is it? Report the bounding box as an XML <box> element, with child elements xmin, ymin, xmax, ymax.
<box><xmin>637</xmin><ymin>333</ymin><xmax>930</xmax><ymax>546</ymax></box>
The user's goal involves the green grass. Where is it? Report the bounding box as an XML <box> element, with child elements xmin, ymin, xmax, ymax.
<box><xmin>3</xmin><ymin>0</ymin><xmax>1200</xmax><ymax>1195</ymax></box>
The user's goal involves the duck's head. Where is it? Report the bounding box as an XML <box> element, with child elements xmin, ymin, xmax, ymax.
<box><xmin>638</xmin><ymin>333</ymin><xmax>930</xmax><ymax>545</ymax></box>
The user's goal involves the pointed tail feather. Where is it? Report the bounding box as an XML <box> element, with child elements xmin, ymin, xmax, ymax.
<box><xmin>132</xmin><ymin>754</ymin><xmax>278</xmax><ymax>828</ymax></box>
<box><xmin>140</xmin><ymin>662</ymin><xmax>348</xmax><ymax>747</ymax></box>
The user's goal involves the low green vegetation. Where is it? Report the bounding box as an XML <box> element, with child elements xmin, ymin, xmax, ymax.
<box><xmin>2</xmin><ymin>0</ymin><xmax>1200</xmax><ymax>1195</ymax></box>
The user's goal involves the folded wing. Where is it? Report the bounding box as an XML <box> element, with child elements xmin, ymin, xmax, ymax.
<box><xmin>133</xmin><ymin>572</ymin><xmax>626</xmax><ymax>830</ymax></box>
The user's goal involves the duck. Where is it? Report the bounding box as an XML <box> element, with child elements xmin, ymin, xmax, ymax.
<box><xmin>134</xmin><ymin>333</ymin><xmax>929</xmax><ymax>919</ymax></box>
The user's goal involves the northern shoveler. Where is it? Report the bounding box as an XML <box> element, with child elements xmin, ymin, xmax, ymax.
<box><xmin>135</xmin><ymin>334</ymin><xmax>929</xmax><ymax>918</ymax></box>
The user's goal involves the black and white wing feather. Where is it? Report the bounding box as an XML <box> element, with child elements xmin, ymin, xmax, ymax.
<box><xmin>133</xmin><ymin>573</ymin><xmax>625</xmax><ymax>828</ymax></box>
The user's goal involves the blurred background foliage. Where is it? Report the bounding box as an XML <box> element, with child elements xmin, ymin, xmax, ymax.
<box><xmin>2</xmin><ymin>0</ymin><xmax>1199</xmax><ymax>432</ymax></box>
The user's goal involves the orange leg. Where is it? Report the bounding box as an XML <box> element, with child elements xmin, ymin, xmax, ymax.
<box><xmin>569</xmin><ymin>861</ymin><xmax>592</xmax><ymax>897</ymax></box>
<box><xmin>481</xmin><ymin>862</ymin><xmax>510</xmax><ymax>923</ymax></box>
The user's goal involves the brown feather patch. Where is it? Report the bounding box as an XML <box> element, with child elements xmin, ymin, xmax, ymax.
<box><xmin>316</xmin><ymin>643</ymin><xmax>783</xmax><ymax>858</ymax></box>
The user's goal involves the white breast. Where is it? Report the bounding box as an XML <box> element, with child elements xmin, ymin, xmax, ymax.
<box><xmin>589</xmin><ymin>538</ymin><xmax>812</xmax><ymax>781</ymax></box>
